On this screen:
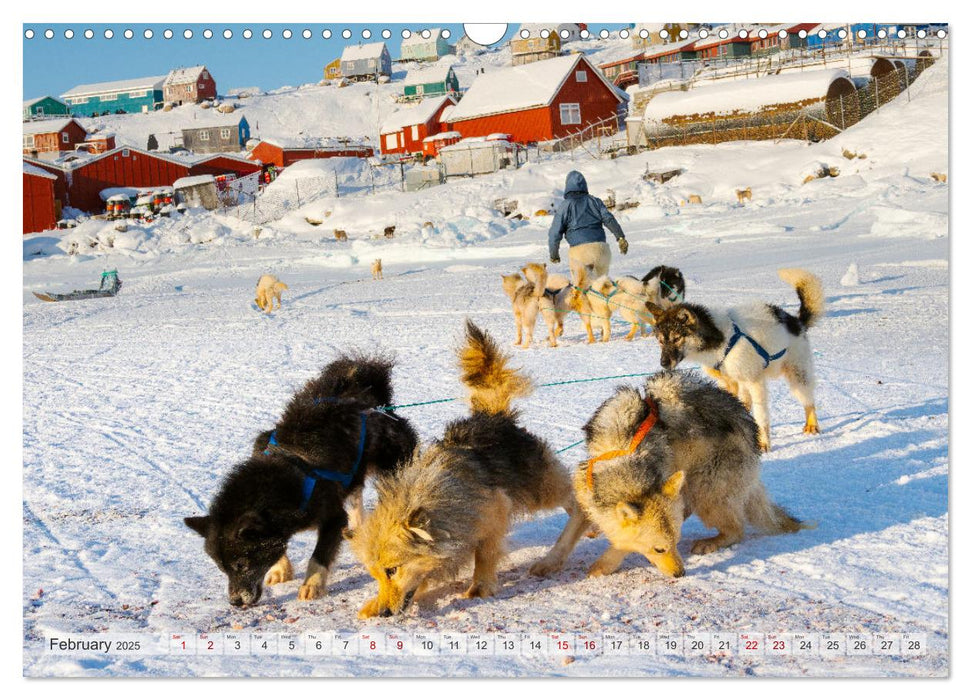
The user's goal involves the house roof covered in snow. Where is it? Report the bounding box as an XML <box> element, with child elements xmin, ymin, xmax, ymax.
<box><xmin>341</xmin><ymin>42</ymin><xmax>388</xmax><ymax>61</ymax></box>
<box><xmin>403</xmin><ymin>60</ymin><xmax>457</xmax><ymax>86</ymax></box>
<box><xmin>173</xmin><ymin>174</ymin><xmax>216</xmax><ymax>189</ymax></box>
<box><xmin>641</xmin><ymin>69</ymin><xmax>852</xmax><ymax>122</ymax></box>
<box><xmin>23</xmin><ymin>118</ymin><xmax>85</xmax><ymax>135</ymax></box>
<box><xmin>380</xmin><ymin>95</ymin><xmax>455</xmax><ymax>134</ymax></box>
<box><xmin>165</xmin><ymin>66</ymin><xmax>209</xmax><ymax>85</ymax></box>
<box><xmin>516</xmin><ymin>23</ymin><xmax>580</xmax><ymax>39</ymax></box>
<box><xmin>23</xmin><ymin>96</ymin><xmax>68</xmax><ymax>109</ymax></box>
<box><xmin>180</xmin><ymin>112</ymin><xmax>249</xmax><ymax>130</ymax></box>
<box><xmin>260</xmin><ymin>136</ymin><xmax>369</xmax><ymax>150</ymax></box>
<box><xmin>62</xmin><ymin>75</ymin><xmax>167</xmax><ymax>98</ymax></box>
<box><xmin>446</xmin><ymin>54</ymin><xmax>623</xmax><ymax>123</ymax></box>
<box><xmin>23</xmin><ymin>162</ymin><xmax>59</xmax><ymax>180</ymax></box>
<box><xmin>401</xmin><ymin>28</ymin><xmax>445</xmax><ymax>46</ymax></box>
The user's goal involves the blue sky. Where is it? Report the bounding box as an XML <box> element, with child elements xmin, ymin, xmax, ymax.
<box><xmin>22</xmin><ymin>23</ymin><xmax>629</xmax><ymax>99</ymax></box>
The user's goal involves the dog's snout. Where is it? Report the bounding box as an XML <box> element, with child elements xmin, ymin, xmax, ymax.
<box><xmin>379</xmin><ymin>608</ymin><xmax>393</xmax><ymax>618</ymax></box>
<box><xmin>671</xmin><ymin>567</ymin><xmax>685</xmax><ymax>578</ymax></box>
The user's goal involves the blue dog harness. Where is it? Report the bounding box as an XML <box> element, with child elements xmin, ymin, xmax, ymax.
<box><xmin>715</xmin><ymin>319</ymin><xmax>787</xmax><ymax>370</ymax></box>
<box><xmin>263</xmin><ymin>399</ymin><xmax>375</xmax><ymax>511</ymax></box>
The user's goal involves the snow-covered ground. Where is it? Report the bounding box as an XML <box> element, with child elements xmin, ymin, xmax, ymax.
<box><xmin>22</xmin><ymin>53</ymin><xmax>949</xmax><ymax>678</ymax></box>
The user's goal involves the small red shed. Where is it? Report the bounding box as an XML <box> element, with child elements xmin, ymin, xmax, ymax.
<box><xmin>444</xmin><ymin>54</ymin><xmax>626</xmax><ymax>144</ymax></box>
<box><xmin>23</xmin><ymin>118</ymin><xmax>88</xmax><ymax>155</ymax></box>
<box><xmin>380</xmin><ymin>95</ymin><xmax>457</xmax><ymax>155</ymax></box>
<box><xmin>23</xmin><ymin>163</ymin><xmax>58</xmax><ymax>234</ymax></box>
<box><xmin>187</xmin><ymin>153</ymin><xmax>263</xmax><ymax>179</ymax></box>
<box><xmin>247</xmin><ymin>139</ymin><xmax>374</xmax><ymax>168</ymax></box>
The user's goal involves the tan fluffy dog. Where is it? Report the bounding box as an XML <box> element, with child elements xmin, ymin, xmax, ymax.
<box><xmin>500</xmin><ymin>263</ymin><xmax>548</xmax><ymax>348</ymax></box>
<box><xmin>255</xmin><ymin>274</ymin><xmax>289</xmax><ymax>313</ymax></box>
<box><xmin>735</xmin><ymin>188</ymin><xmax>753</xmax><ymax>203</ymax></box>
<box><xmin>371</xmin><ymin>259</ymin><xmax>383</xmax><ymax>280</ymax></box>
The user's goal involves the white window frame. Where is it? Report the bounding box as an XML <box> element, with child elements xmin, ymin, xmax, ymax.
<box><xmin>576</xmin><ymin>70</ymin><xmax>588</xmax><ymax>82</ymax></box>
<box><xmin>200</xmin><ymin>131</ymin><xmax>210</xmax><ymax>141</ymax></box>
<box><xmin>62</xmin><ymin>132</ymin><xmax>70</xmax><ymax>144</ymax></box>
<box><xmin>220</xmin><ymin>128</ymin><xmax>232</xmax><ymax>139</ymax></box>
<box><xmin>102</xmin><ymin>93</ymin><xmax>118</xmax><ymax>102</ymax></box>
<box><xmin>36</xmin><ymin>106</ymin><xmax>44</xmax><ymax>115</ymax></box>
<box><xmin>23</xmin><ymin>135</ymin><xmax>35</xmax><ymax>148</ymax></box>
<box><xmin>122</xmin><ymin>148</ymin><xmax>130</xmax><ymax>157</ymax></box>
<box><xmin>411</xmin><ymin>125</ymin><xmax>419</xmax><ymax>140</ymax></box>
<box><xmin>559</xmin><ymin>102</ymin><xmax>581</xmax><ymax>125</ymax></box>
<box><xmin>385</xmin><ymin>133</ymin><xmax>398</xmax><ymax>150</ymax></box>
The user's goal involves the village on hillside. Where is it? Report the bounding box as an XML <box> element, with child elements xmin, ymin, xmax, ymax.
<box><xmin>23</xmin><ymin>22</ymin><xmax>946</xmax><ymax>235</ymax></box>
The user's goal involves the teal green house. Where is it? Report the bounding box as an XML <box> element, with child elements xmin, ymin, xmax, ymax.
<box><xmin>61</xmin><ymin>75</ymin><xmax>166</xmax><ymax>117</ymax></box>
<box><xmin>403</xmin><ymin>63</ymin><xmax>460</xmax><ymax>99</ymax></box>
<box><xmin>400</xmin><ymin>28</ymin><xmax>453</xmax><ymax>62</ymax></box>
<box><xmin>23</xmin><ymin>96</ymin><xmax>70</xmax><ymax>121</ymax></box>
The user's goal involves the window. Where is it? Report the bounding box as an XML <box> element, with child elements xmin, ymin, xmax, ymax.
<box><xmin>385</xmin><ymin>133</ymin><xmax>397</xmax><ymax>149</ymax></box>
<box><xmin>576</xmin><ymin>70</ymin><xmax>587</xmax><ymax>82</ymax></box>
<box><xmin>62</xmin><ymin>132</ymin><xmax>70</xmax><ymax>143</ymax></box>
<box><xmin>122</xmin><ymin>149</ymin><xmax>130</xmax><ymax>157</ymax></box>
<box><xmin>200</xmin><ymin>131</ymin><xmax>210</xmax><ymax>141</ymax></box>
<box><xmin>23</xmin><ymin>135</ymin><xmax>35</xmax><ymax>148</ymax></box>
<box><xmin>220</xmin><ymin>128</ymin><xmax>231</xmax><ymax>139</ymax></box>
<box><xmin>128</xmin><ymin>90</ymin><xmax>147</xmax><ymax>98</ymax></box>
<box><xmin>559</xmin><ymin>102</ymin><xmax>581</xmax><ymax>125</ymax></box>
<box><xmin>411</xmin><ymin>125</ymin><xmax>419</xmax><ymax>140</ymax></box>
<box><xmin>416</xmin><ymin>84</ymin><xmax>424</xmax><ymax>95</ymax></box>
<box><xmin>102</xmin><ymin>93</ymin><xmax>118</xmax><ymax>102</ymax></box>
<box><xmin>202</xmin><ymin>71</ymin><xmax>208</xmax><ymax>79</ymax></box>
<box><xmin>36</xmin><ymin>106</ymin><xmax>44</xmax><ymax>115</ymax></box>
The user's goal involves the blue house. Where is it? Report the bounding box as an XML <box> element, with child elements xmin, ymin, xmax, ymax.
<box><xmin>61</xmin><ymin>75</ymin><xmax>166</xmax><ymax>117</ymax></box>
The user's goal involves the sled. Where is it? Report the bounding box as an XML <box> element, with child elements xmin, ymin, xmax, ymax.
<box><xmin>33</xmin><ymin>270</ymin><xmax>122</xmax><ymax>302</ymax></box>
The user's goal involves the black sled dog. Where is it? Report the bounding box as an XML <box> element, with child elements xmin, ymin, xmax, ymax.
<box><xmin>184</xmin><ymin>356</ymin><xmax>417</xmax><ymax>606</ymax></box>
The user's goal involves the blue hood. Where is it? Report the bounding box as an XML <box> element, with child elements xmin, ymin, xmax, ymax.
<box><xmin>564</xmin><ymin>170</ymin><xmax>588</xmax><ymax>196</ymax></box>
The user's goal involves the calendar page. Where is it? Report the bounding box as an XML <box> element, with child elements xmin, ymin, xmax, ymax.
<box><xmin>21</xmin><ymin>14</ymin><xmax>949</xmax><ymax>679</ymax></box>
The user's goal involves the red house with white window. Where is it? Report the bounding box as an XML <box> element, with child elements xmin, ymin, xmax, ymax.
<box><xmin>443</xmin><ymin>54</ymin><xmax>626</xmax><ymax>144</ymax></box>
<box><xmin>380</xmin><ymin>95</ymin><xmax>457</xmax><ymax>156</ymax></box>
<box><xmin>23</xmin><ymin>118</ymin><xmax>88</xmax><ymax>156</ymax></box>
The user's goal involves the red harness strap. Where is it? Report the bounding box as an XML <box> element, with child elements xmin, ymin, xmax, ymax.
<box><xmin>584</xmin><ymin>396</ymin><xmax>659</xmax><ymax>490</ymax></box>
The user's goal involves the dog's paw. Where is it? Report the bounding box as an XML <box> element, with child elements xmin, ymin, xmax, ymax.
<box><xmin>803</xmin><ymin>422</ymin><xmax>820</xmax><ymax>435</ymax></box>
<box><xmin>265</xmin><ymin>558</ymin><xmax>294</xmax><ymax>586</ymax></box>
<box><xmin>691</xmin><ymin>537</ymin><xmax>726</xmax><ymax>555</ymax></box>
<box><xmin>528</xmin><ymin>558</ymin><xmax>562</xmax><ymax>578</ymax></box>
<box><xmin>297</xmin><ymin>581</ymin><xmax>326</xmax><ymax>600</ymax></box>
<box><xmin>587</xmin><ymin>561</ymin><xmax>614</xmax><ymax>578</ymax></box>
<box><xmin>357</xmin><ymin>597</ymin><xmax>383</xmax><ymax>619</ymax></box>
<box><xmin>464</xmin><ymin>580</ymin><xmax>499</xmax><ymax>599</ymax></box>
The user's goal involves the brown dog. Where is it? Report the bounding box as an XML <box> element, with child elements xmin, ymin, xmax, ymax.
<box><xmin>735</xmin><ymin>188</ymin><xmax>752</xmax><ymax>203</ymax></box>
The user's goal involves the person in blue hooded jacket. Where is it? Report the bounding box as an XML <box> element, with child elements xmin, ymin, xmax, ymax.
<box><xmin>548</xmin><ymin>170</ymin><xmax>628</xmax><ymax>285</ymax></box>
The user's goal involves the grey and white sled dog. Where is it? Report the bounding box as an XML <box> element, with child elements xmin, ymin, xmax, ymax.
<box><xmin>574</xmin><ymin>371</ymin><xmax>811</xmax><ymax>578</ymax></box>
<box><xmin>646</xmin><ymin>268</ymin><xmax>824</xmax><ymax>452</ymax></box>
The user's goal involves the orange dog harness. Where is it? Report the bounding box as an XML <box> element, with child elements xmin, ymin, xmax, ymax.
<box><xmin>584</xmin><ymin>396</ymin><xmax>659</xmax><ymax>490</ymax></box>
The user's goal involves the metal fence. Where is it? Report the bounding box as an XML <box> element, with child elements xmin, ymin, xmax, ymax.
<box><xmin>222</xmin><ymin>160</ymin><xmax>410</xmax><ymax>224</ymax></box>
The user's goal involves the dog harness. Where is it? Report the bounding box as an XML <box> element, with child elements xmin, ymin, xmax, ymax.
<box><xmin>584</xmin><ymin>396</ymin><xmax>659</xmax><ymax>490</ymax></box>
<box><xmin>714</xmin><ymin>319</ymin><xmax>787</xmax><ymax>371</ymax></box>
<box><xmin>263</xmin><ymin>398</ymin><xmax>374</xmax><ymax>511</ymax></box>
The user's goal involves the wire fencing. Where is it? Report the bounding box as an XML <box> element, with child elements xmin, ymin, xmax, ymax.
<box><xmin>628</xmin><ymin>57</ymin><xmax>933</xmax><ymax>150</ymax></box>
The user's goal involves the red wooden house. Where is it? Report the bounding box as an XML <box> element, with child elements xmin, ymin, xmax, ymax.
<box><xmin>23</xmin><ymin>118</ymin><xmax>88</xmax><ymax>156</ymax></box>
<box><xmin>186</xmin><ymin>153</ymin><xmax>263</xmax><ymax>179</ymax></box>
<box><xmin>23</xmin><ymin>163</ymin><xmax>58</xmax><ymax>234</ymax></box>
<box><xmin>248</xmin><ymin>139</ymin><xmax>374</xmax><ymax>168</ymax></box>
<box><xmin>444</xmin><ymin>54</ymin><xmax>626</xmax><ymax>143</ymax></box>
<box><xmin>64</xmin><ymin>147</ymin><xmax>191</xmax><ymax>213</ymax></box>
<box><xmin>380</xmin><ymin>95</ymin><xmax>457</xmax><ymax>155</ymax></box>
<box><xmin>164</xmin><ymin>66</ymin><xmax>217</xmax><ymax>105</ymax></box>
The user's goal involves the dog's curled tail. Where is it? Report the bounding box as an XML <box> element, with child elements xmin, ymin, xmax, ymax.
<box><xmin>459</xmin><ymin>320</ymin><xmax>533</xmax><ymax>414</ymax></box>
<box><xmin>276</xmin><ymin>282</ymin><xmax>289</xmax><ymax>291</ymax></box>
<box><xmin>778</xmin><ymin>268</ymin><xmax>824</xmax><ymax>329</ymax></box>
<box><xmin>746</xmin><ymin>485</ymin><xmax>816</xmax><ymax>535</ymax></box>
<box><xmin>522</xmin><ymin>263</ymin><xmax>548</xmax><ymax>299</ymax></box>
